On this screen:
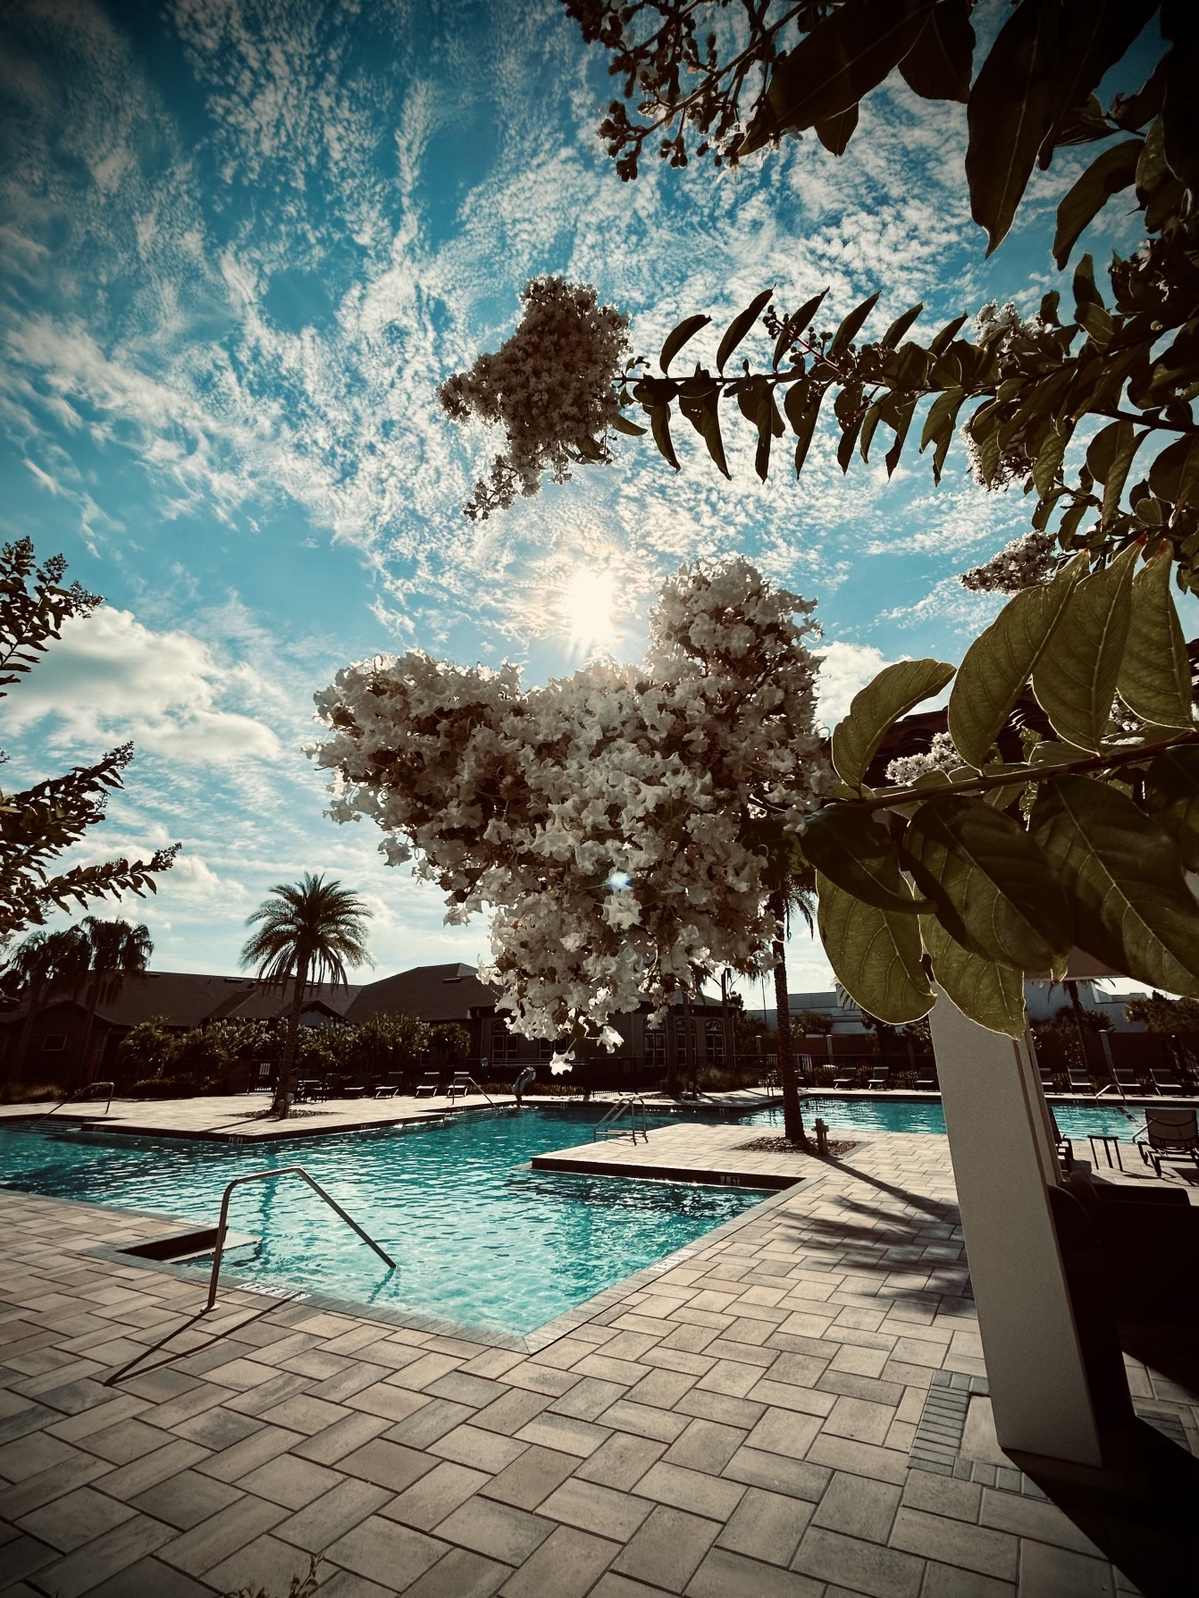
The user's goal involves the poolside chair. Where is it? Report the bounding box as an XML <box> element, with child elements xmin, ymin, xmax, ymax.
<box><xmin>374</xmin><ymin>1073</ymin><xmax>403</xmax><ymax>1098</ymax></box>
<box><xmin>1135</xmin><ymin>1107</ymin><xmax>1199</xmax><ymax>1179</ymax></box>
<box><xmin>414</xmin><ymin>1071</ymin><xmax>441</xmax><ymax>1097</ymax></box>
<box><xmin>1149</xmin><ymin>1064</ymin><xmax>1183</xmax><ymax>1096</ymax></box>
<box><xmin>915</xmin><ymin>1065</ymin><xmax>937</xmax><ymax>1091</ymax></box>
<box><xmin>1048</xmin><ymin>1109</ymin><xmax>1074</xmax><ymax>1173</ymax></box>
<box><xmin>1038</xmin><ymin>1063</ymin><xmax>1055</xmax><ymax>1094</ymax></box>
<box><xmin>446</xmin><ymin>1072</ymin><xmax>473</xmax><ymax>1100</ymax></box>
<box><xmin>1067</xmin><ymin>1065</ymin><xmax>1095</xmax><ymax>1095</ymax></box>
<box><xmin>833</xmin><ymin>1064</ymin><xmax>856</xmax><ymax>1089</ymax></box>
<box><xmin>1100</xmin><ymin>1062</ymin><xmax>1142</xmax><ymax>1097</ymax></box>
<box><xmin>866</xmin><ymin>1064</ymin><xmax>890</xmax><ymax>1090</ymax></box>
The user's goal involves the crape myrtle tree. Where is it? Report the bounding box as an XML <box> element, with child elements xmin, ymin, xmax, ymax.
<box><xmin>441</xmin><ymin>1</ymin><xmax>1199</xmax><ymax>1038</ymax></box>
<box><xmin>314</xmin><ymin>560</ymin><xmax>826</xmax><ymax>1143</ymax></box>
<box><xmin>240</xmin><ymin>874</ymin><xmax>372</xmax><ymax>1118</ymax></box>
<box><xmin>0</xmin><ymin>540</ymin><xmax>178</xmax><ymax>943</ymax></box>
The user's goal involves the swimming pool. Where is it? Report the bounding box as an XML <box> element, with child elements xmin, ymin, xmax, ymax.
<box><xmin>0</xmin><ymin>1107</ymin><xmax>764</xmax><ymax>1337</ymax></box>
<box><xmin>0</xmin><ymin>1096</ymin><xmax>1149</xmax><ymax>1336</ymax></box>
<box><xmin>746</xmin><ymin>1095</ymin><xmax>1148</xmax><ymax>1140</ymax></box>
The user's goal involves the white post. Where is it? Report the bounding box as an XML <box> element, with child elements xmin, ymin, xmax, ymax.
<box><xmin>928</xmin><ymin>989</ymin><xmax>1104</xmax><ymax>1466</ymax></box>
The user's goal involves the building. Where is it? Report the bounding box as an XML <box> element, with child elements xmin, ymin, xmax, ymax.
<box><xmin>0</xmin><ymin>962</ymin><xmax>734</xmax><ymax>1090</ymax></box>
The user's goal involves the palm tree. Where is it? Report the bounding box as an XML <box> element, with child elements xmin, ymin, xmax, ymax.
<box><xmin>765</xmin><ymin>853</ymin><xmax>817</xmax><ymax>1149</ymax></box>
<box><xmin>241</xmin><ymin>874</ymin><xmax>371</xmax><ymax>1117</ymax></box>
<box><xmin>3</xmin><ymin>926</ymin><xmax>91</xmax><ymax>1083</ymax></box>
<box><xmin>76</xmin><ymin>917</ymin><xmax>153</xmax><ymax>1085</ymax></box>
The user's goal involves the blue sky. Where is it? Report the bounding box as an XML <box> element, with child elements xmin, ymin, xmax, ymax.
<box><xmin>0</xmin><ymin>0</ymin><xmax>1172</xmax><ymax>997</ymax></box>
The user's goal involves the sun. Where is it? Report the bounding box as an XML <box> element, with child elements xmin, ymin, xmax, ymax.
<box><xmin>560</xmin><ymin>567</ymin><xmax>617</xmax><ymax>653</ymax></box>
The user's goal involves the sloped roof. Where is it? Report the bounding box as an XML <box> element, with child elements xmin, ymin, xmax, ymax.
<box><xmin>3</xmin><ymin>972</ymin><xmax>362</xmax><ymax>1030</ymax></box>
<box><xmin>345</xmin><ymin>962</ymin><xmax>497</xmax><ymax>1024</ymax></box>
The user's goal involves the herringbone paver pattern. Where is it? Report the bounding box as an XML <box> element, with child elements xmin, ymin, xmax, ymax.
<box><xmin>0</xmin><ymin>1132</ymin><xmax>1187</xmax><ymax>1596</ymax></box>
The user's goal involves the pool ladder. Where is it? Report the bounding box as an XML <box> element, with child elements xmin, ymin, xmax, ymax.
<box><xmin>593</xmin><ymin>1094</ymin><xmax>650</xmax><ymax>1145</ymax></box>
<box><xmin>203</xmin><ymin>1166</ymin><xmax>395</xmax><ymax>1312</ymax></box>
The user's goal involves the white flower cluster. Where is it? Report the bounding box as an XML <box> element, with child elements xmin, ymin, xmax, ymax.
<box><xmin>960</xmin><ymin>530</ymin><xmax>1059</xmax><ymax>593</ymax></box>
<box><xmin>439</xmin><ymin>278</ymin><xmax>631</xmax><ymax>519</ymax></box>
<box><xmin>964</xmin><ymin>303</ymin><xmax>1063</xmax><ymax>490</ymax></box>
<box><xmin>884</xmin><ymin>732</ymin><xmax>961</xmax><ymax>787</ymax></box>
<box><xmin>313</xmin><ymin>559</ymin><xmax>828</xmax><ymax>1043</ymax></box>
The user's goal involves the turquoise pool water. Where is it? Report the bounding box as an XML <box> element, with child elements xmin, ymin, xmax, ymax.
<box><xmin>745</xmin><ymin>1096</ymin><xmax>1147</xmax><ymax>1140</ymax></box>
<box><xmin>0</xmin><ymin>1107</ymin><xmax>762</xmax><ymax>1336</ymax></box>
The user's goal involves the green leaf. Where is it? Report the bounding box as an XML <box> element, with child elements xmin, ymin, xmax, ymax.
<box><xmin>801</xmin><ymin>806</ymin><xmax>929</xmax><ymax>915</ymax></box>
<box><xmin>716</xmin><ymin>290</ymin><xmax>773</xmax><ymax>374</ymax></box>
<box><xmin>1053</xmin><ymin>139</ymin><xmax>1143</xmax><ymax>269</ymax></box>
<box><xmin>880</xmin><ymin>302</ymin><xmax>923</xmax><ymax>349</ymax></box>
<box><xmin>1039</xmin><ymin>0</ymin><xmax>1159</xmax><ymax>163</ymax></box>
<box><xmin>815</xmin><ymin>872</ymin><xmax>935</xmax><ymax>1025</ymax></box>
<box><xmin>659</xmin><ymin>316</ymin><xmax>711</xmax><ymax>375</ymax></box>
<box><xmin>773</xmin><ymin>290</ymin><xmax>827</xmax><ymax>369</ymax></box>
<box><xmin>919</xmin><ymin>387</ymin><xmax>965</xmax><ymax>483</ymax></box>
<box><xmin>1118</xmin><ymin>549</ymin><xmax>1193</xmax><ymax>729</ymax></box>
<box><xmin>815</xmin><ymin>105</ymin><xmax>859</xmax><ymax>156</ymax></box>
<box><xmin>831</xmin><ymin>658</ymin><xmax>956</xmax><ymax>787</ymax></box>
<box><xmin>1161</xmin><ymin>15</ymin><xmax>1199</xmax><ymax>192</ymax></box>
<box><xmin>699</xmin><ymin>391</ymin><xmax>730</xmax><ymax>478</ymax></box>
<box><xmin>1030</xmin><ymin>774</ymin><xmax>1199</xmax><ymax>996</ymax></box>
<box><xmin>829</xmin><ymin>291</ymin><xmax>881</xmax><ymax>360</ymax></box>
<box><xmin>753</xmin><ymin>387</ymin><xmax>784</xmax><ymax>483</ymax></box>
<box><xmin>649</xmin><ymin>407</ymin><xmax>679</xmax><ymax>470</ymax></box>
<box><xmin>1085</xmin><ymin>420</ymin><xmax>1144</xmax><ymax>522</ymax></box>
<box><xmin>902</xmin><ymin>794</ymin><xmax>1073</xmax><ymax>970</ymax></box>
<box><xmin>947</xmin><ymin>561</ymin><xmax>1081</xmax><ymax>769</ymax></box>
<box><xmin>765</xmin><ymin>0</ymin><xmax>935</xmax><ymax>134</ymax></box>
<box><xmin>783</xmin><ymin>380</ymin><xmax>825</xmax><ymax>476</ymax></box>
<box><xmin>1145</xmin><ymin>746</ymin><xmax>1199</xmax><ymax>871</ymax></box>
<box><xmin>1032</xmin><ymin>422</ymin><xmax>1070</xmax><ymax>499</ymax></box>
<box><xmin>921</xmin><ymin>915</ymin><xmax>1027</xmax><ymax>1038</ymax></box>
<box><xmin>1031</xmin><ymin>544</ymin><xmax>1137</xmax><ymax>751</ymax></box>
<box><xmin>611</xmin><ymin>413</ymin><xmax>647</xmax><ymax>437</ymax></box>
<box><xmin>964</xmin><ymin>0</ymin><xmax>1059</xmax><ymax>252</ymax></box>
<box><xmin>898</xmin><ymin>0</ymin><xmax>975</xmax><ymax>102</ymax></box>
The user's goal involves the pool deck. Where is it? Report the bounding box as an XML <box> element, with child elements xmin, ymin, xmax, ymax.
<box><xmin>532</xmin><ymin>1122</ymin><xmax>827</xmax><ymax>1190</ymax></box>
<box><xmin>0</xmin><ymin>1089</ymin><xmax>783</xmax><ymax>1145</ymax></box>
<box><xmin>1</xmin><ymin>1128</ymin><xmax>1193</xmax><ymax>1596</ymax></box>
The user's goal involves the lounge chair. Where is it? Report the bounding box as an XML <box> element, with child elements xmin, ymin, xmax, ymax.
<box><xmin>1149</xmin><ymin>1065</ymin><xmax>1183</xmax><ymax>1096</ymax></box>
<box><xmin>414</xmin><ymin>1071</ymin><xmax>441</xmax><ymax>1097</ymax></box>
<box><xmin>1100</xmin><ymin>1062</ymin><xmax>1142</xmax><ymax>1097</ymax></box>
<box><xmin>1048</xmin><ymin>1109</ymin><xmax>1073</xmax><ymax>1173</ymax></box>
<box><xmin>1038</xmin><ymin>1063</ymin><xmax>1055</xmax><ymax>1093</ymax></box>
<box><xmin>833</xmin><ymin>1065</ymin><xmax>856</xmax><ymax>1090</ymax></box>
<box><xmin>446</xmin><ymin>1072</ymin><xmax>473</xmax><ymax>1100</ymax></box>
<box><xmin>915</xmin><ymin>1066</ymin><xmax>937</xmax><ymax>1092</ymax></box>
<box><xmin>374</xmin><ymin>1073</ymin><xmax>403</xmax><ymax>1098</ymax></box>
<box><xmin>1135</xmin><ymin>1107</ymin><xmax>1199</xmax><ymax>1179</ymax></box>
<box><xmin>1067</xmin><ymin>1065</ymin><xmax>1095</xmax><ymax>1095</ymax></box>
<box><xmin>866</xmin><ymin>1065</ymin><xmax>889</xmax><ymax>1090</ymax></box>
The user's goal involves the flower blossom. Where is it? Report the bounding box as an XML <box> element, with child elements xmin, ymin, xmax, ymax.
<box><xmin>440</xmin><ymin>278</ymin><xmax>631</xmax><ymax>519</ymax></box>
<box><xmin>313</xmin><ymin>559</ymin><xmax>828</xmax><ymax>1043</ymax></box>
<box><xmin>960</xmin><ymin>530</ymin><xmax>1059</xmax><ymax>593</ymax></box>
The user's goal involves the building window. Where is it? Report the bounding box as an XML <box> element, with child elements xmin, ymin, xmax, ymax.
<box><xmin>646</xmin><ymin>1026</ymin><xmax>666</xmax><ymax>1070</ymax></box>
<box><xmin>42</xmin><ymin>1035</ymin><xmax>66</xmax><ymax>1052</ymax></box>
<box><xmin>704</xmin><ymin>1018</ymin><xmax>726</xmax><ymax>1065</ymax></box>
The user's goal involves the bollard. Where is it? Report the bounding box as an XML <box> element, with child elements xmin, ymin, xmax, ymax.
<box><xmin>814</xmin><ymin>1117</ymin><xmax>828</xmax><ymax>1157</ymax></box>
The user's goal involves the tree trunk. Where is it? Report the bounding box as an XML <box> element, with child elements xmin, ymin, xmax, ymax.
<box><xmin>9</xmin><ymin>973</ymin><xmax>47</xmax><ymax>1084</ymax></box>
<box><xmin>771</xmin><ymin>932</ymin><xmax>806</xmax><ymax>1146</ymax></box>
<box><xmin>272</xmin><ymin>958</ymin><xmax>309</xmax><ymax>1118</ymax></box>
<box><xmin>76</xmin><ymin>972</ymin><xmax>105</xmax><ymax>1089</ymax></box>
<box><xmin>1064</xmin><ymin>980</ymin><xmax>1089</xmax><ymax>1077</ymax></box>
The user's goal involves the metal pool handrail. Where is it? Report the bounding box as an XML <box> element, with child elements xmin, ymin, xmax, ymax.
<box><xmin>203</xmin><ymin>1165</ymin><xmax>395</xmax><ymax>1312</ymax></box>
<box><xmin>593</xmin><ymin>1094</ymin><xmax>649</xmax><ymax>1144</ymax></box>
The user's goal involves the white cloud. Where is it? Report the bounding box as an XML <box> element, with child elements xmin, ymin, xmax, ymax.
<box><xmin>4</xmin><ymin>606</ymin><xmax>281</xmax><ymax>761</ymax></box>
<box><xmin>814</xmin><ymin>640</ymin><xmax>892</xmax><ymax>727</ymax></box>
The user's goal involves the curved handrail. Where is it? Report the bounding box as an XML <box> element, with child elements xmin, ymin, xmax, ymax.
<box><xmin>203</xmin><ymin>1165</ymin><xmax>395</xmax><ymax>1312</ymax></box>
<box><xmin>593</xmin><ymin>1094</ymin><xmax>649</xmax><ymax>1144</ymax></box>
<box><xmin>45</xmin><ymin>1082</ymin><xmax>114</xmax><ymax>1117</ymax></box>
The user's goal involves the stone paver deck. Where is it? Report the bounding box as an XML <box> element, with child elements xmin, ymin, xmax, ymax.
<box><xmin>0</xmin><ymin>1130</ymin><xmax>1193</xmax><ymax>1596</ymax></box>
<box><xmin>532</xmin><ymin>1121</ymin><xmax>826</xmax><ymax>1189</ymax></box>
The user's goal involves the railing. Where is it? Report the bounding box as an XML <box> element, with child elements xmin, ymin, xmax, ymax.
<box><xmin>202</xmin><ymin>1166</ymin><xmax>395</xmax><ymax>1312</ymax></box>
<box><xmin>593</xmin><ymin>1094</ymin><xmax>650</xmax><ymax>1144</ymax></box>
<box><xmin>45</xmin><ymin>1081</ymin><xmax>114</xmax><ymax>1118</ymax></box>
<box><xmin>447</xmin><ymin>1074</ymin><xmax>496</xmax><ymax>1107</ymax></box>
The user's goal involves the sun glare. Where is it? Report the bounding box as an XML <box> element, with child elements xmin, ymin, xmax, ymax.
<box><xmin>561</xmin><ymin>567</ymin><xmax>617</xmax><ymax>653</ymax></box>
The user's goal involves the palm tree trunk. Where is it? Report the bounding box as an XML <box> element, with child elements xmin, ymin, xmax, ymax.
<box><xmin>10</xmin><ymin>973</ymin><xmax>46</xmax><ymax>1083</ymax></box>
<box><xmin>77</xmin><ymin>973</ymin><xmax>105</xmax><ymax>1089</ymax></box>
<box><xmin>771</xmin><ymin>933</ymin><xmax>807</xmax><ymax>1147</ymax></box>
<box><xmin>272</xmin><ymin>957</ymin><xmax>309</xmax><ymax>1117</ymax></box>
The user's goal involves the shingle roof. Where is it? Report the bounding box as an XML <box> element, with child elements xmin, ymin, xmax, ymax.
<box><xmin>345</xmin><ymin>963</ymin><xmax>497</xmax><ymax>1024</ymax></box>
<box><xmin>3</xmin><ymin>972</ymin><xmax>362</xmax><ymax>1029</ymax></box>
